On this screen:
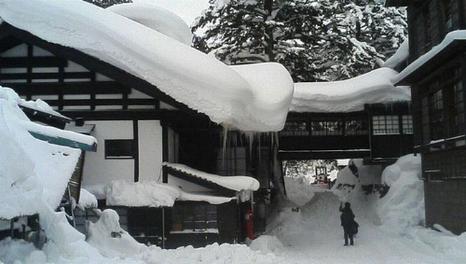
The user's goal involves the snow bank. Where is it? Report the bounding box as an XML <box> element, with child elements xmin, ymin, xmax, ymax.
<box><xmin>383</xmin><ymin>39</ymin><xmax>409</xmax><ymax>69</ymax></box>
<box><xmin>395</xmin><ymin>30</ymin><xmax>466</xmax><ymax>84</ymax></box>
<box><xmin>105</xmin><ymin>180</ymin><xmax>235</xmax><ymax>207</ymax></box>
<box><xmin>87</xmin><ymin>209</ymin><xmax>145</xmax><ymax>258</ymax></box>
<box><xmin>77</xmin><ymin>188</ymin><xmax>98</xmax><ymax>210</ymax></box>
<box><xmin>249</xmin><ymin>235</ymin><xmax>284</xmax><ymax>254</ymax></box>
<box><xmin>0</xmin><ymin>87</ymin><xmax>82</xmax><ymax>219</ymax></box>
<box><xmin>0</xmin><ymin>0</ymin><xmax>294</xmax><ymax>132</ymax></box>
<box><xmin>284</xmin><ymin>177</ymin><xmax>317</xmax><ymax>207</ymax></box>
<box><xmin>108</xmin><ymin>3</ymin><xmax>193</xmax><ymax>45</ymax></box>
<box><xmin>291</xmin><ymin>67</ymin><xmax>410</xmax><ymax>112</ymax></box>
<box><xmin>377</xmin><ymin>154</ymin><xmax>424</xmax><ymax>233</ymax></box>
<box><xmin>164</xmin><ymin>162</ymin><xmax>260</xmax><ymax>191</ymax></box>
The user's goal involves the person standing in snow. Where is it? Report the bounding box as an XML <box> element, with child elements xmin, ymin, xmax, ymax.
<box><xmin>339</xmin><ymin>202</ymin><xmax>357</xmax><ymax>246</ymax></box>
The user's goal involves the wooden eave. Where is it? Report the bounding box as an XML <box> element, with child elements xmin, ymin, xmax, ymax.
<box><xmin>163</xmin><ymin>165</ymin><xmax>237</xmax><ymax>197</ymax></box>
<box><xmin>0</xmin><ymin>23</ymin><xmax>208</xmax><ymax>120</ymax></box>
<box><xmin>396</xmin><ymin>39</ymin><xmax>466</xmax><ymax>86</ymax></box>
<box><xmin>20</xmin><ymin>104</ymin><xmax>71</xmax><ymax>129</ymax></box>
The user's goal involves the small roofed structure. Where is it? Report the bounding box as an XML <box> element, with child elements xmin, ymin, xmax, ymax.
<box><xmin>0</xmin><ymin>87</ymin><xmax>96</xmax><ymax>243</ymax></box>
<box><xmin>82</xmin><ymin>164</ymin><xmax>258</xmax><ymax>248</ymax></box>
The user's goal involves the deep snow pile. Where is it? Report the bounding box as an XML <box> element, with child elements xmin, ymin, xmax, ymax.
<box><xmin>105</xmin><ymin>180</ymin><xmax>235</xmax><ymax>207</ymax></box>
<box><xmin>108</xmin><ymin>3</ymin><xmax>193</xmax><ymax>45</ymax></box>
<box><xmin>0</xmin><ymin>87</ymin><xmax>82</xmax><ymax>219</ymax></box>
<box><xmin>78</xmin><ymin>188</ymin><xmax>98</xmax><ymax>210</ymax></box>
<box><xmin>0</xmin><ymin>0</ymin><xmax>294</xmax><ymax>132</ymax></box>
<box><xmin>291</xmin><ymin>67</ymin><xmax>410</xmax><ymax>112</ymax></box>
<box><xmin>377</xmin><ymin>154</ymin><xmax>425</xmax><ymax>233</ymax></box>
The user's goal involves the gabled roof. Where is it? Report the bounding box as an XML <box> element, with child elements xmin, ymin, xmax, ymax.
<box><xmin>0</xmin><ymin>0</ymin><xmax>294</xmax><ymax>132</ymax></box>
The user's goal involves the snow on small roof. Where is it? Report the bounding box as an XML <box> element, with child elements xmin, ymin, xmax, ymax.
<box><xmin>0</xmin><ymin>0</ymin><xmax>294</xmax><ymax>132</ymax></box>
<box><xmin>383</xmin><ymin>39</ymin><xmax>409</xmax><ymax>69</ymax></box>
<box><xmin>291</xmin><ymin>67</ymin><xmax>411</xmax><ymax>113</ymax></box>
<box><xmin>107</xmin><ymin>3</ymin><xmax>193</xmax><ymax>45</ymax></box>
<box><xmin>395</xmin><ymin>30</ymin><xmax>466</xmax><ymax>84</ymax></box>
<box><xmin>0</xmin><ymin>88</ymin><xmax>82</xmax><ymax>219</ymax></box>
<box><xmin>0</xmin><ymin>86</ymin><xmax>97</xmax><ymax>150</ymax></box>
<box><xmin>105</xmin><ymin>180</ymin><xmax>235</xmax><ymax>207</ymax></box>
<box><xmin>164</xmin><ymin>162</ymin><xmax>260</xmax><ymax>192</ymax></box>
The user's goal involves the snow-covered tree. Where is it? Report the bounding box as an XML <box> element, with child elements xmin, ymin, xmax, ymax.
<box><xmin>83</xmin><ymin>0</ymin><xmax>131</xmax><ymax>8</ymax></box>
<box><xmin>193</xmin><ymin>0</ymin><xmax>407</xmax><ymax>82</ymax></box>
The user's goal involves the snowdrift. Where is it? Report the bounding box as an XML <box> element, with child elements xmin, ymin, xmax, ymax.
<box><xmin>291</xmin><ymin>67</ymin><xmax>410</xmax><ymax>112</ymax></box>
<box><xmin>0</xmin><ymin>0</ymin><xmax>294</xmax><ymax>132</ymax></box>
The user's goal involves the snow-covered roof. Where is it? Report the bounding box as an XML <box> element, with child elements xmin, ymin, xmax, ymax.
<box><xmin>105</xmin><ymin>180</ymin><xmax>235</xmax><ymax>207</ymax></box>
<box><xmin>164</xmin><ymin>162</ymin><xmax>260</xmax><ymax>192</ymax></box>
<box><xmin>0</xmin><ymin>0</ymin><xmax>294</xmax><ymax>132</ymax></box>
<box><xmin>383</xmin><ymin>39</ymin><xmax>409</xmax><ymax>69</ymax></box>
<box><xmin>0</xmin><ymin>88</ymin><xmax>83</xmax><ymax>219</ymax></box>
<box><xmin>107</xmin><ymin>3</ymin><xmax>193</xmax><ymax>45</ymax></box>
<box><xmin>395</xmin><ymin>30</ymin><xmax>466</xmax><ymax>84</ymax></box>
<box><xmin>291</xmin><ymin>67</ymin><xmax>411</xmax><ymax>113</ymax></box>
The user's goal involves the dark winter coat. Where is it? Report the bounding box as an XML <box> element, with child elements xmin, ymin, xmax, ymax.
<box><xmin>339</xmin><ymin>205</ymin><xmax>355</xmax><ymax>228</ymax></box>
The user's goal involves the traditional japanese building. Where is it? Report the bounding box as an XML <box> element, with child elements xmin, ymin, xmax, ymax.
<box><xmin>0</xmin><ymin>0</ymin><xmax>293</xmax><ymax>246</ymax></box>
<box><xmin>387</xmin><ymin>0</ymin><xmax>466</xmax><ymax>234</ymax></box>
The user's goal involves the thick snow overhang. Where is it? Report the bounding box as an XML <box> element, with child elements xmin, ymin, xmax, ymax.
<box><xmin>383</xmin><ymin>39</ymin><xmax>409</xmax><ymax>71</ymax></box>
<box><xmin>0</xmin><ymin>0</ymin><xmax>294</xmax><ymax>132</ymax></box>
<box><xmin>394</xmin><ymin>31</ymin><xmax>466</xmax><ymax>85</ymax></box>
<box><xmin>105</xmin><ymin>181</ymin><xmax>235</xmax><ymax>208</ymax></box>
<box><xmin>291</xmin><ymin>67</ymin><xmax>411</xmax><ymax>113</ymax></box>
<box><xmin>163</xmin><ymin>162</ymin><xmax>260</xmax><ymax>193</ymax></box>
<box><xmin>107</xmin><ymin>3</ymin><xmax>193</xmax><ymax>45</ymax></box>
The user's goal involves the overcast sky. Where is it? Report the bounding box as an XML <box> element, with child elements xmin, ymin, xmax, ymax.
<box><xmin>150</xmin><ymin>0</ymin><xmax>210</xmax><ymax>25</ymax></box>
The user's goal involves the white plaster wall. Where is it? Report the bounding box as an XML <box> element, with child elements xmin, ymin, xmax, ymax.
<box><xmin>138</xmin><ymin>120</ymin><xmax>163</xmax><ymax>182</ymax></box>
<box><xmin>82</xmin><ymin>120</ymin><xmax>134</xmax><ymax>186</ymax></box>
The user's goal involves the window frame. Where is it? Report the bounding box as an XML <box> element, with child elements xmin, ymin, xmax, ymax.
<box><xmin>104</xmin><ymin>139</ymin><xmax>135</xmax><ymax>159</ymax></box>
<box><xmin>372</xmin><ymin>115</ymin><xmax>400</xmax><ymax>136</ymax></box>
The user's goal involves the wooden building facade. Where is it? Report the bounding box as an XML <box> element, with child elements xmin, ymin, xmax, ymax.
<box><xmin>279</xmin><ymin>102</ymin><xmax>414</xmax><ymax>164</ymax></box>
<box><xmin>0</xmin><ymin>22</ymin><xmax>279</xmax><ymax>245</ymax></box>
<box><xmin>387</xmin><ymin>0</ymin><xmax>466</xmax><ymax>234</ymax></box>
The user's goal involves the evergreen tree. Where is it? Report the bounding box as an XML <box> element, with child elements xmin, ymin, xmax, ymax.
<box><xmin>193</xmin><ymin>0</ymin><xmax>407</xmax><ymax>82</ymax></box>
<box><xmin>83</xmin><ymin>0</ymin><xmax>131</xmax><ymax>8</ymax></box>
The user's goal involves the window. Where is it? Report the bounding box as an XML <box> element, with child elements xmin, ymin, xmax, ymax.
<box><xmin>402</xmin><ymin>115</ymin><xmax>413</xmax><ymax>134</ymax></box>
<box><xmin>430</xmin><ymin>89</ymin><xmax>445</xmax><ymax>140</ymax></box>
<box><xmin>372</xmin><ymin>115</ymin><xmax>400</xmax><ymax>135</ymax></box>
<box><xmin>345</xmin><ymin>119</ymin><xmax>368</xmax><ymax>136</ymax></box>
<box><xmin>442</xmin><ymin>0</ymin><xmax>453</xmax><ymax>31</ymax></box>
<box><xmin>452</xmin><ymin>80</ymin><xmax>465</xmax><ymax>135</ymax></box>
<box><xmin>281</xmin><ymin>121</ymin><xmax>309</xmax><ymax>136</ymax></box>
<box><xmin>171</xmin><ymin>204</ymin><xmax>218</xmax><ymax>233</ymax></box>
<box><xmin>422</xmin><ymin>97</ymin><xmax>430</xmax><ymax>143</ymax></box>
<box><xmin>105</xmin><ymin>139</ymin><xmax>135</xmax><ymax>159</ymax></box>
<box><xmin>310</xmin><ymin>121</ymin><xmax>343</xmax><ymax>136</ymax></box>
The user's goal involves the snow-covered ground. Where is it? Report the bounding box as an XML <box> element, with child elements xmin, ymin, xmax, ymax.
<box><xmin>2</xmin><ymin>154</ymin><xmax>466</xmax><ymax>263</ymax></box>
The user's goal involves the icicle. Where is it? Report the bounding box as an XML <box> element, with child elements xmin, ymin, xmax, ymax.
<box><xmin>221</xmin><ymin>124</ymin><xmax>230</xmax><ymax>165</ymax></box>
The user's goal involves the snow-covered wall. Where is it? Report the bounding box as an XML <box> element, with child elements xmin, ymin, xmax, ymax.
<box><xmin>83</xmin><ymin>121</ymin><xmax>134</xmax><ymax>186</ymax></box>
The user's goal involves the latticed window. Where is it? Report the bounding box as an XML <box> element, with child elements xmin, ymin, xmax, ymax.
<box><xmin>453</xmin><ymin>80</ymin><xmax>465</xmax><ymax>136</ymax></box>
<box><xmin>372</xmin><ymin>115</ymin><xmax>400</xmax><ymax>135</ymax></box>
<box><xmin>171</xmin><ymin>204</ymin><xmax>218</xmax><ymax>233</ymax></box>
<box><xmin>282</xmin><ymin>121</ymin><xmax>309</xmax><ymax>136</ymax></box>
<box><xmin>310</xmin><ymin>121</ymin><xmax>343</xmax><ymax>136</ymax></box>
<box><xmin>402</xmin><ymin>115</ymin><xmax>413</xmax><ymax>134</ymax></box>
<box><xmin>430</xmin><ymin>89</ymin><xmax>444</xmax><ymax>140</ymax></box>
<box><xmin>345</xmin><ymin>119</ymin><xmax>368</xmax><ymax>136</ymax></box>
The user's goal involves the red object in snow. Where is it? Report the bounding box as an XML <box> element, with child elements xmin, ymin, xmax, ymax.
<box><xmin>245</xmin><ymin>208</ymin><xmax>255</xmax><ymax>240</ymax></box>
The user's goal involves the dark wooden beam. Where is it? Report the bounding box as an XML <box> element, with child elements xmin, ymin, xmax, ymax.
<box><xmin>2</xmin><ymin>81</ymin><xmax>130</xmax><ymax>95</ymax></box>
<box><xmin>61</xmin><ymin>109</ymin><xmax>206</xmax><ymax>122</ymax></box>
<box><xmin>133</xmin><ymin>120</ymin><xmax>139</xmax><ymax>182</ymax></box>
<box><xmin>0</xmin><ymin>56</ymin><xmax>67</xmax><ymax>68</ymax></box>
<box><xmin>45</xmin><ymin>98</ymin><xmax>158</xmax><ymax>107</ymax></box>
<box><xmin>0</xmin><ymin>72</ymin><xmax>93</xmax><ymax>80</ymax></box>
<box><xmin>277</xmin><ymin>150</ymin><xmax>371</xmax><ymax>160</ymax></box>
